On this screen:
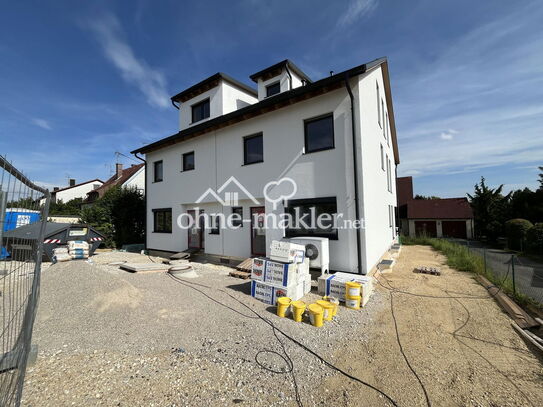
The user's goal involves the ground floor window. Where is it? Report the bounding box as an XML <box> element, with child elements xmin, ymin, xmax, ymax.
<box><xmin>153</xmin><ymin>208</ymin><xmax>172</xmax><ymax>233</ymax></box>
<box><xmin>284</xmin><ymin>197</ymin><xmax>338</xmax><ymax>240</ymax></box>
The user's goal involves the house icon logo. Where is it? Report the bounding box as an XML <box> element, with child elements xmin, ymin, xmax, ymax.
<box><xmin>195</xmin><ymin>176</ymin><xmax>260</xmax><ymax>206</ymax></box>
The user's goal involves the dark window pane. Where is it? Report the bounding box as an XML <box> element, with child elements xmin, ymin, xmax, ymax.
<box><xmin>183</xmin><ymin>152</ymin><xmax>195</xmax><ymax>171</ymax></box>
<box><xmin>210</xmin><ymin>215</ymin><xmax>220</xmax><ymax>234</ymax></box>
<box><xmin>154</xmin><ymin>161</ymin><xmax>163</xmax><ymax>182</ymax></box>
<box><xmin>244</xmin><ymin>134</ymin><xmax>263</xmax><ymax>165</ymax></box>
<box><xmin>284</xmin><ymin>197</ymin><xmax>338</xmax><ymax>239</ymax></box>
<box><xmin>266</xmin><ymin>82</ymin><xmax>280</xmax><ymax>97</ymax></box>
<box><xmin>153</xmin><ymin>208</ymin><xmax>172</xmax><ymax>233</ymax></box>
<box><xmin>305</xmin><ymin>115</ymin><xmax>334</xmax><ymax>153</ymax></box>
<box><xmin>232</xmin><ymin>207</ymin><xmax>243</xmax><ymax>227</ymax></box>
<box><xmin>192</xmin><ymin>99</ymin><xmax>210</xmax><ymax>123</ymax></box>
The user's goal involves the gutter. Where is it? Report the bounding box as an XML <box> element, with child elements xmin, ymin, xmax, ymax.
<box><xmin>133</xmin><ymin>152</ymin><xmax>148</xmax><ymax>250</ymax></box>
<box><xmin>344</xmin><ymin>73</ymin><xmax>364</xmax><ymax>275</ymax></box>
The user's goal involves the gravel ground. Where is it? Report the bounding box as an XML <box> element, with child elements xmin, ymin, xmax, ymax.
<box><xmin>21</xmin><ymin>247</ymin><xmax>543</xmax><ymax>406</ymax></box>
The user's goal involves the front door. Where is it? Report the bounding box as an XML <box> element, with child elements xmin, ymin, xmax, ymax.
<box><xmin>187</xmin><ymin>209</ymin><xmax>204</xmax><ymax>249</ymax></box>
<box><xmin>250</xmin><ymin>207</ymin><xmax>266</xmax><ymax>256</ymax></box>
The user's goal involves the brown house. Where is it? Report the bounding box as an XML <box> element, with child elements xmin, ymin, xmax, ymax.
<box><xmin>396</xmin><ymin>176</ymin><xmax>474</xmax><ymax>239</ymax></box>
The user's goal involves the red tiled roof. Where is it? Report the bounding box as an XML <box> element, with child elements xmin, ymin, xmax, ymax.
<box><xmin>406</xmin><ymin>198</ymin><xmax>473</xmax><ymax>220</ymax></box>
<box><xmin>86</xmin><ymin>164</ymin><xmax>144</xmax><ymax>201</ymax></box>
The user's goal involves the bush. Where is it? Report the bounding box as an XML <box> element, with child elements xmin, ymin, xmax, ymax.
<box><xmin>505</xmin><ymin>219</ymin><xmax>533</xmax><ymax>250</ymax></box>
<box><xmin>526</xmin><ymin>223</ymin><xmax>543</xmax><ymax>254</ymax></box>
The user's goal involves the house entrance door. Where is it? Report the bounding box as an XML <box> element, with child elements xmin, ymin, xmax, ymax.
<box><xmin>187</xmin><ymin>209</ymin><xmax>204</xmax><ymax>249</ymax></box>
<box><xmin>250</xmin><ymin>207</ymin><xmax>266</xmax><ymax>256</ymax></box>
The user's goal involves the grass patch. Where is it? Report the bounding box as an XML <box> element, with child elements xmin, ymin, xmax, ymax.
<box><xmin>400</xmin><ymin>236</ymin><xmax>537</xmax><ymax>309</ymax></box>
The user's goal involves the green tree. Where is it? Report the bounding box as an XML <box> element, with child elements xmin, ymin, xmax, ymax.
<box><xmin>49</xmin><ymin>197</ymin><xmax>83</xmax><ymax>216</ymax></box>
<box><xmin>504</xmin><ymin>219</ymin><xmax>533</xmax><ymax>251</ymax></box>
<box><xmin>467</xmin><ymin>177</ymin><xmax>511</xmax><ymax>241</ymax></box>
<box><xmin>414</xmin><ymin>194</ymin><xmax>441</xmax><ymax>200</ymax></box>
<box><xmin>539</xmin><ymin>166</ymin><xmax>543</xmax><ymax>190</ymax></box>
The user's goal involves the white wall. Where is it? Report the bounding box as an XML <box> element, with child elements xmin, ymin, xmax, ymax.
<box><xmin>123</xmin><ymin>166</ymin><xmax>145</xmax><ymax>194</ymax></box>
<box><xmin>55</xmin><ymin>181</ymin><xmax>103</xmax><ymax>203</ymax></box>
<box><xmin>222</xmin><ymin>81</ymin><xmax>257</xmax><ymax>113</ymax></box>
<box><xmin>256</xmin><ymin>69</ymin><xmax>305</xmax><ymax>100</ymax></box>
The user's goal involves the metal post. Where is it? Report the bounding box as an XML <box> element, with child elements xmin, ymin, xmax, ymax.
<box><xmin>511</xmin><ymin>255</ymin><xmax>516</xmax><ymax>295</ymax></box>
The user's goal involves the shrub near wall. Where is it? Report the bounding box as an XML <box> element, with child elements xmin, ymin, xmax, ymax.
<box><xmin>505</xmin><ymin>219</ymin><xmax>533</xmax><ymax>251</ymax></box>
<box><xmin>527</xmin><ymin>223</ymin><xmax>543</xmax><ymax>254</ymax></box>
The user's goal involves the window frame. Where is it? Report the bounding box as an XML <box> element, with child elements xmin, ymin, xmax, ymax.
<box><xmin>382</xmin><ymin>100</ymin><xmax>385</xmax><ymax>138</ymax></box>
<box><xmin>209</xmin><ymin>214</ymin><xmax>221</xmax><ymax>235</ymax></box>
<box><xmin>231</xmin><ymin>206</ymin><xmax>243</xmax><ymax>228</ymax></box>
<box><xmin>284</xmin><ymin>196</ymin><xmax>339</xmax><ymax>240</ymax></box>
<box><xmin>385</xmin><ymin>112</ymin><xmax>389</xmax><ymax>145</ymax></box>
<box><xmin>191</xmin><ymin>98</ymin><xmax>210</xmax><ymax>124</ymax></box>
<box><xmin>153</xmin><ymin>160</ymin><xmax>163</xmax><ymax>183</ymax></box>
<box><xmin>380</xmin><ymin>144</ymin><xmax>385</xmax><ymax>171</ymax></box>
<box><xmin>182</xmin><ymin>151</ymin><xmax>195</xmax><ymax>172</ymax></box>
<box><xmin>152</xmin><ymin>208</ymin><xmax>172</xmax><ymax>233</ymax></box>
<box><xmin>304</xmin><ymin>113</ymin><xmax>335</xmax><ymax>154</ymax></box>
<box><xmin>243</xmin><ymin>133</ymin><xmax>264</xmax><ymax>166</ymax></box>
<box><xmin>265</xmin><ymin>81</ymin><xmax>281</xmax><ymax>97</ymax></box>
<box><xmin>377</xmin><ymin>81</ymin><xmax>381</xmax><ymax>128</ymax></box>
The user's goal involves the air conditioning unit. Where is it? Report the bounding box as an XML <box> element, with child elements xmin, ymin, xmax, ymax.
<box><xmin>288</xmin><ymin>237</ymin><xmax>329</xmax><ymax>275</ymax></box>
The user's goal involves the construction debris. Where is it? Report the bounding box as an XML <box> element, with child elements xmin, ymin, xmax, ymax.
<box><xmin>120</xmin><ymin>263</ymin><xmax>171</xmax><ymax>273</ymax></box>
<box><xmin>228</xmin><ymin>270</ymin><xmax>251</xmax><ymax>280</ymax></box>
<box><xmin>235</xmin><ymin>258</ymin><xmax>253</xmax><ymax>272</ymax></box>
<box><xmin>414</xmin><ymin>266</ymin><xmax>441</xmax><ymax>276</ymax></box>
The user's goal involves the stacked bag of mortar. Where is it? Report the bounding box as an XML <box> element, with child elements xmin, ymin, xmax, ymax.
<box><xmin>250</xmin><ymin>240</ymin><xmax>311</xmax><ymax>305</ymax></box>
<box><xmin>68</xmin><ymin>240</ymin><xmax>90</xmax><ymax>259</ymax></box>
<box><xmin>52</xmin><ymin>247</ymin><xmax>71</xmax><ymax>263</ymax></box>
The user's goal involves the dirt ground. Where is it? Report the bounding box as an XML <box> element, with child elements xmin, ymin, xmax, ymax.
<box><xmin>21</xmin><ymin>246</ymin><xmax>543</xmax><ymax>406</ymax></box>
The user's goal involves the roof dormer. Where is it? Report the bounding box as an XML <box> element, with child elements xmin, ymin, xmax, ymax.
<box><xmin>171</xmin><ymin>73</ymin><xmax>257</xmax><ymax>131</ymax></box>
<box><xmin>250</xmin><ymin>59</ymin><xmax>312</xmax><ymax>100</ymax></box>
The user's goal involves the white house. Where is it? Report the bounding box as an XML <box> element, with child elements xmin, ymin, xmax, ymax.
<box><xmin>47</xmin><ymin>179</ymin><xmax>104</xmax><ymax>204</ymax></box>
<box><xmin>85</xmin><ymin>163</ymin><xmax>145</xmax><ymax>203</ymax></box>
<box><xmin>131</xmin><ymin>58</ymin><xmax>399</xmax><ymax>274</ymax></box>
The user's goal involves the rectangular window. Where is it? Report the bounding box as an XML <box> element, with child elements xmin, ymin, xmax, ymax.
<box><xmin>231</xmin><ymin>207</ymin><xmax>243</xmax><ymax>227</ymax></box>
<box><xmin>387</xmin><ymin>159</ymin><xmax>392</xmax><ymax>192</ymax></box>
<box><xmin>304</xmin><ymin>114</ymin><xmax>334</xmax><ymax>153</ymax></box>
<box><xmin>376</xmin><ymin>82</ymin><xmax>381</xmax><ymax>127</ymax></box>
<box><xmin>284</xmin><ymin>197</ymin><xmax>338</xmax><ymax>240</ymax></box>
<box><xmin>386</xmin><ymin>154</ymin><xmax>390</xmax><ymax>191</ymax></box>
<box><xmin>191</xmin><ymin>98</ymin><xmax>210</xmax><ymax>123</ymax></box>
<box><xmin>153</xmin><ymin>208</ymin><xmax>172</xmax><ymax>233</ymax></box>
<box><xmin>266</xmin><ymin>82</ymin><xmax>281</xmax><ymax>97</ymax></box>
<box><xmin>385</xmin><ymin>112</ymin><xmax>389</xmax><ymax>145</ymax></box>
<box><xmin>182</xmin><ymin>151</ymin><xmax>195</xmax><ymax>171</ymax></box>
<box><xmin>209</xmin><ymin>214</ymin><xmax>221</xmax><ymax>235</ymax></box>
<box><xmin>244</xmin><ymin>133</ymin><xmax>263</xmax><ymax>165</ymax></box>
<box><xmin>389</xmin><ymin>205</ymin><xmax>392</xmax><ymax>227</ymax></box>
<box><xmin>382</xmin><ymin>101</ymin><xmax>385</xmax><ymax>138</ymax></box>
<box><xmin>380</xmin><ymin>144</ymin><xmax>384</xmax><ymax>171</ymax></box>
<box><xmin>153</xmin><ymin>160</ymin><xmax>163</xmax><ymax>182</ymax></box>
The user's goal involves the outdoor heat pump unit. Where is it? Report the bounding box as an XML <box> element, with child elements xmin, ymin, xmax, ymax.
<box><xmin>289</xmin><ymin>237</ymin><xmax>330</xmax><ymax>275</ymax></box>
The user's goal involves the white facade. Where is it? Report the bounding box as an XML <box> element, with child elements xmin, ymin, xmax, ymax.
<box><xmin>123</xmin><ymin>166</ymin><xmax>145</xmax><ymax>194</ymax></box>
<box><xmin>54</xmin><ymin>180</ymin><xmax>103</xmax><ymax>203</ymax></box>
<box><xmin>141</xmin><ymin>60</ymin><xmax>399</xmax><ymax>274</ymax></box>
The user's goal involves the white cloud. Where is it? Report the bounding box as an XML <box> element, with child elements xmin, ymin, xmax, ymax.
<box><xmin>439</xmin><ymin>129</ymin><xmax>457</xmax><ymax>140</ymax></box>
<box><xmin>86</xmin><ymin>13</ymin><xmax>169</xmax><ymax>109</ymax></box>
<box><xmin>32</xmin><ymin>118</ymin><xmax>51</xmax><ymax>130</ymax></box>
<box><xmin>337</xmin><ymin>0</ymin><xmax>377</xmax><ymax>27</ymax></box>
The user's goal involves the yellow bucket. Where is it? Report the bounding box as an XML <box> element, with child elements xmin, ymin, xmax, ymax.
<box><xmin>307</xmin><ymin>303</ymin><xmax>324</xmax><ymax>327</ymax></box>
<box><xmin>290</xmin><ymin>300</ymin><xmax>306</xmax><ymax>322</ymax></box>
<box><xmin>316</xmin><ymin>300</ymin><xmax>334</xmax><ymax>321</ymax></box>
<box><xmin>345</xmin><ymin>281</ymin><xmax>362</xmax><ymax>298</ymax></box>
<box><xmin>323</xmin><ymin>296</ymin><xmax>339</xmax><ymax>316</ymax></box>
<box><xmin>276</xmin><ymin>297</ymin><xmax>291</xmax><ymax>318</ymax></box>
<box><xmin>345</xmin><ymin>295</ymin><xmax>361</xmax><ymax>310</ymax></box>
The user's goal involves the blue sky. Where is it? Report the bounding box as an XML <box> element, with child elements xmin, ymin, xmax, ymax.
<box><xmin>1</xmin><ymin>0</ymin><xmax>542</xmax><ymax>197</ymax></box>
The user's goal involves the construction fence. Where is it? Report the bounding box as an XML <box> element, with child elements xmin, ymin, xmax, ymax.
<box><xmin>0</xmin><ymin>156</ymin><xmax>50</xmax><ymax>406</ymax></box>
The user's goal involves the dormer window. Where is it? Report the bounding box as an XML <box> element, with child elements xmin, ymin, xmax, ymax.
<box><xmin>191</xmin><ymin>98</ymin><xmax>210</xmax><ymax>123</ymax></box>
<box><xmin>266</xmin><ymin>82</ymin><xmax>281</xmax><ymax>97</ymax></box>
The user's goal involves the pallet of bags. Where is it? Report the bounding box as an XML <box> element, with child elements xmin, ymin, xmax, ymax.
<box><xmin>68</xmin><ymin>240</ymin><xmax>89</xmax><ymax>259</ymax></box>
<box><xmin>52</xmin><ymin>247</ymin><xmax>70</xmax><ymax>263</ymax></box>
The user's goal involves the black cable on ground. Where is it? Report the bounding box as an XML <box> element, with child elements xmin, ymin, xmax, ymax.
<box><xmin>166</xmin><ymin>272</ymin><xmax>399</xmax><ymax>407</ymax></box>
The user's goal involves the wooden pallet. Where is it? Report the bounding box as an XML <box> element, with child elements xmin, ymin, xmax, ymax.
<box><xmin>414</xmin><ymin>266</ymin><xmax>441</xmax><ymax>276</ymax></box>
<box><xmin>236</xmin><ymin>258</ymin><xmax>253</xmax><ymax>272</ymax></box>
<box><xmin>229</xmin><ymin>270</ymin><xmax>251</xmax><ymax>280</ymax></box>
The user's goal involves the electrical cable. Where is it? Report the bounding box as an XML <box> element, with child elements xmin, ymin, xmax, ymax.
<box><xmin>166</xmin><ymin>272</ymin><xmax>399</xmax><ymax>407</ymax></box>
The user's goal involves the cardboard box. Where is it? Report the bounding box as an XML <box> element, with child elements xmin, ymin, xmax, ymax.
<box><xmin>318</xmin><ymin>272</ymin><xmax>373</xmax><ymax>305</ymax></box>
<box><xmin>269</xmin><ymin>240</ymin><xmax>306</xmax><ymax>263</ymax></box>
<box><xmin>251</xmin><ymin>258</ymin><xmax>306</xmax><ymax>287</ymax></box>
<box><xmin>250</xmin><ymin>280</ymin><xmax>305</xmax><ymax>305</ymax></box>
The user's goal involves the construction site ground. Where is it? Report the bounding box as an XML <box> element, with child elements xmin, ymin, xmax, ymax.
<box><xmin>22</xmin><ymin>246</ymin><xmax>543</xmax><ymax>406</ymax></box>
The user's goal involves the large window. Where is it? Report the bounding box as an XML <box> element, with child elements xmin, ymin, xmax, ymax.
<box><xmin>153</xmin><ymin>208</ymin><xmax>172</xmax><ymax>233</ymax></box>
<box><xmin>183</xmin><ymin>151</ymin><xmax>195</xmax><ymax>171</ymax></box>
<box><xmin>191</xmin><ymin>98</ymin><xmax>210</xmax><ymax>123</ymax></box>
<box><xmin>284</xmin><ymin>197</ymin><xmax>338</xmax><ymax>240</ymax></box>
<box><xmin>266</xmin><ymin>82</ymin><xmax>281</xmax><ymax>97</ymax></box>
<box><xmin>153</xmin><ymin>160</ymin><xmax>163</xmax><ymax>182</ymax></box>
<box><xmin>244</xmin><ymin>133</ymin><xmax>263</xmax><ymax>165</ymax></box>
<box><xmin>304</xmin><ymin>114</ymin><xmax>334</xmax><ymax>153</ymax></box>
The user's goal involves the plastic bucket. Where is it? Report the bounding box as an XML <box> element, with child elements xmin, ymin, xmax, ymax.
<box><xmin>346</xmin><ymin>281</ymin><xmax>362</xmax><ymax>298</ymax></box>
<box><xmin>276</xmin><ymin>297</ymin><xmax>291</xmax><ymax>318</ymax></box>
<box><xmin>345</xmin><ymin>296</ymin><xmax>361</xmax><ymax>310</ymax></box>
<box><xmin>290</xmin><ymin>300</ymin><xmax>306</xmax><ymax>322</ymax></box>
<box><xmin>308</xmin><ymin>304</ymin><xmax>324</xmax><ymax>327</ymax></box>
<box><xmin>316</xmin><ymin>300</ymin><xmax>334</xmax><ymax>321</ymax></box>
<box><xmin>323</xmin><ymin>296</ymin><xmax>339</xmax><ymax>316</ymax></box>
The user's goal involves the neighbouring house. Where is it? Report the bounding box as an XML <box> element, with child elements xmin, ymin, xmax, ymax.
<box><xmin>131</xmin><ymin>58</ymin><xmax>399</xmax><ymax>274</ymax></box>
<box><xmin>396</xmin><ymin>176</ymin><xmax>474</xmax><ymax>239</ymax></box>
<box><xmin>40</xmin><ymin>178</ymin><xmax>104</xmax><ymax>205</ymax></box>
<box><xmin>85</xmin><ymin>163</ymin><xmax>145</xmax><ymax>203</ymax></box>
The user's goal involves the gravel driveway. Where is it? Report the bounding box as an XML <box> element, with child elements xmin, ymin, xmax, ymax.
<box><xmin>21</xmin><ymin>248</ymin><xmax>543</xmax><ymax>406</ymax></box>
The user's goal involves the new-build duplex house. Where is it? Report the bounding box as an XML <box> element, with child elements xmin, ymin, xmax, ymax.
<box><xmin>131</xmin><ymin>58</ymin><xmax>399</xmax><ymax>274</ymax></box>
